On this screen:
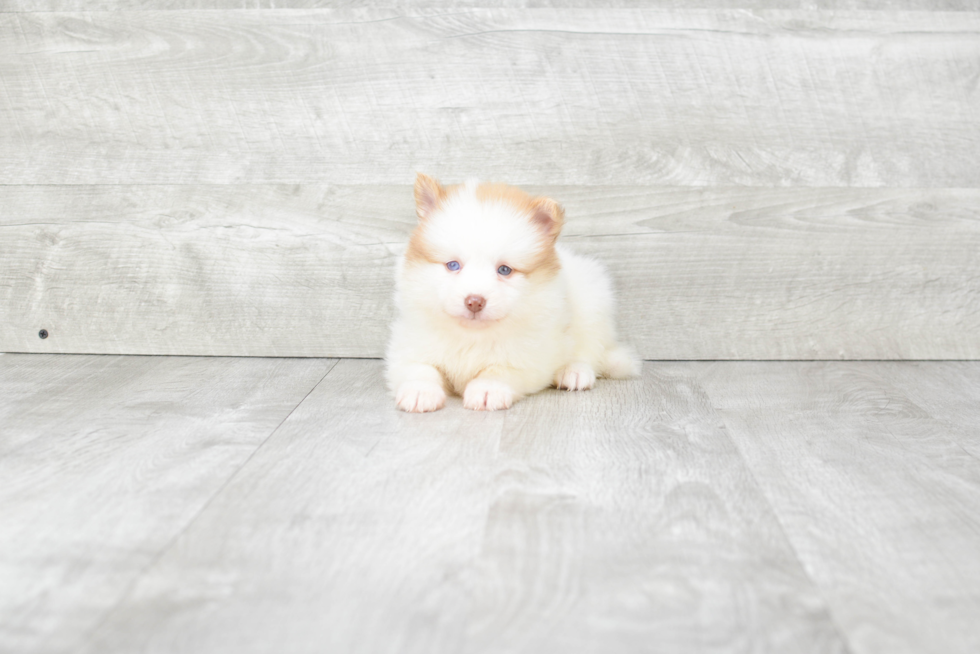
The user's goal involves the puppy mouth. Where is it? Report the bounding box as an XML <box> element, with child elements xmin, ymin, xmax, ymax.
<box><xmin>457</xmin><ymin>311</ymin><xmax>499</xmax><ymax>327</ymax></box>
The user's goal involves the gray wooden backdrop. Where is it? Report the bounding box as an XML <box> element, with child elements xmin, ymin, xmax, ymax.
<box><xmin>2</xmin><ymin>4</ymin><xmax>979</xmax><ymax>358</ymax></box>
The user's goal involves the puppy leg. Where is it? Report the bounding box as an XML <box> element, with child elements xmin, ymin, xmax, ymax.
<box><xmin>462</xmin><ymin>367</ymin><xmax>528</xmax><ymax>411</ymax></box>
<box><xmin>463</xmin><ymin>377</ymin><xmax>516</xmax><ymax>411</ymax></box>
<box><xmin>554</xmin><ymin>361</ymin><xmax>597</xmax><ymax>391</ymax></box>
<box><xmin>462</xmin><ymin>366</ymin><xmax>555</xmax><ymax>411</ymax></box>
<box><xmin>389</xmin><ymin>362</ymin><xmax>447</xmax><ymax>413</ymax></box>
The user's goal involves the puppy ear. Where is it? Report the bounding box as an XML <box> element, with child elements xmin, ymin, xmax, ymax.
<box><xmin>530</xmin><ymin>197</ymin><xmax>565</xmax><ymax>242</ymax></box>
<box><xmin>414</xmin><ymin>173</ymin><xmax>445</xmax><ymax>222</ymax></box>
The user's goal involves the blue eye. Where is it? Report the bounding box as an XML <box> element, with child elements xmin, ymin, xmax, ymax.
<box><xmin>497</xmin><ymin>265</ymin><xmax>512</xmax><ymax>276</ymax></box>
<box><xmin>446</xmin><ymin>261</ymin><xmax>460</xmax><ymax>271</ymax></box>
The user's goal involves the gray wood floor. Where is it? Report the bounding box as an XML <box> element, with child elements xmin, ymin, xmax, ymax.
<box><xmin>2</xmin><ymin>353</ymin><xmax>978</xmax><ymax>654</ymax></box>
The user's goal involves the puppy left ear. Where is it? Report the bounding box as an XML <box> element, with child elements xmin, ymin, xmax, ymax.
<box><xmin>530</xmin><ymin>197</ymin><xmax>565</xmax><ymax>242</ymax></box>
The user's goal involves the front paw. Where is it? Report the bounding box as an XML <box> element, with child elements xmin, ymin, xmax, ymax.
<box><xmin>555</xmin><ymin>362</ymin><xmax>596</xmax><ymax>391</ymax></box>
<box><xmin>395</xmin><ymin>381</ymin><xmax>446</xmax><ymax>413</ymax></box>
<box><xmin>463</xmin><ymin>379</ymin><xmax>515</xmax><ymax>411</ymax></box>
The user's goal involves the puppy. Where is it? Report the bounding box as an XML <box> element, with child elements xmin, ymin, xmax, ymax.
<box><xmin>386</xmin><ymin>173</ymin><xmax>640</xmax><ymax>412</ymax></box>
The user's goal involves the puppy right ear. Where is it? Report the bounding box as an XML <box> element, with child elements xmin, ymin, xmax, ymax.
<box><xmin>414</xmin><ymin>173</ymin><xmax>445</xmax><ymax>222</ymax></box>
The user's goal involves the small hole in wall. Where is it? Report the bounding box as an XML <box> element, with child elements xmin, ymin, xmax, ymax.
<box><xmin>39</xmin><ymin>329</ymin><xmax>49</xmax><ymax>339</ymax></box>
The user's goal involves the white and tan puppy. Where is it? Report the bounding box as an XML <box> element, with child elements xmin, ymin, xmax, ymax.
<box><xmin>386</xmin><ymin>174</ymin><xmax>639</xmax><ymax>412</ymax></box>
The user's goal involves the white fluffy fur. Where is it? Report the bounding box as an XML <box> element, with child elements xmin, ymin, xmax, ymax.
<box><xmin>386</xmin><ymin>178</ymin><xmax>640</xmax><ymax>412</ymax></box>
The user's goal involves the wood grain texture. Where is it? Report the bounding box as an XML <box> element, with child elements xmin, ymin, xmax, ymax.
<box><xmin>695</xmin><ymin>361</ymin><xmax>980</xmax><ymax>654</ymax></box>
<box><xmin>0</xmin><ymin>353</ymin><xmax>336</xmax><ymax>654</ymax></box>
<box><xmin>81</xmin><ymin>359</ymin><xmax>846</xmax><ymax>654</ymax></box>
<box><xmin>81</xmin><ymin>358</ymin><xmax>510</xmax><ymax>654</ymax></box>
<box><xmin>458</xmin><ymin>363</ymin><xmax>844</xmax><ymax>653</ymax></box>
<box><xmin>5</xmin><ymin>356</ymin><xmax>980</xmax><ymax>653</ymax></box>
<box><xmin>7</xmin><ymin>2</ymin><xmax>980</xmax><ymax>13</ymax></box>
<box><xmin>1</xmin><ymin>9</ymin><xmax>978</xmax><ymax>186</ymax></box>
<box><xmin>3</xmin><ymin>185</ymin><xmax>979</xmax><ymax>359</ymax></box>
<box><xmin>869</xmin><ymin>362</ymin><xmax>980</xmax><ymax>460</ymax></box>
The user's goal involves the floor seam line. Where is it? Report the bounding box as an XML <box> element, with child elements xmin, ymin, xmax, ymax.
<box><xmin>703</xmin><ymin>388</ymin><xmax>858</xmax><ymax>654</ymax></box>
<box><xmin>75</xmin><ymin>357</ymin><xmax>341</xmax><ymax>650</ymax></box>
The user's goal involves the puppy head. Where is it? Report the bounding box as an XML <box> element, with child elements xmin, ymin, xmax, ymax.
<box><xmin>401</xmin><ymin>173</ymin><xmax>564</xmax><ymax>328</ymax></box>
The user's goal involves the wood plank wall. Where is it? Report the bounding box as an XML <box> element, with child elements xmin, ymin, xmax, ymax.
<box><xmin>2</xmin><ymin>5</ymin><xmax>978</xmax><ymax>358</ymax></box>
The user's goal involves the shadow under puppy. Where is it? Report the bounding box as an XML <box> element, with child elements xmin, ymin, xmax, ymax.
<box><xmin>386</xmin><ymin>173</ymin><xmax>639</xmax><ymax>412</ymax></box>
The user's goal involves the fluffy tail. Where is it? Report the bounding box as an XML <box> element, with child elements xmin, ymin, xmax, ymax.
<box><xmin>600</xmin><ymin>345</ymin><xmax>642</xmax><ymax>379</ymax></box>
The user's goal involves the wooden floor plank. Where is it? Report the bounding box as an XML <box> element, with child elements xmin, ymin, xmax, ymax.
<box><xmin>877</xmin><ymin>362</ymin><xmax>980</xmax><ymax>461</ymax></box>
<box><xmin>1</xmin><ymin>9</ymin><xmax>977</xmax><ymax>186</ymax></box>
<box><xmin>458</xmin><ymin>364</ymin><xmax>845</xmax><ymax>653</ymax></box>
<box><xmin>5</xmin><ymin>2</ymin><xmax>975</xmax><ymax>13</ymax></box>
<box><xmin>0</xmin><ymin>354</ymin><xmax>335</xmax><ymax>654</ymax></box>
<box><xmin>694</xmin><ymin>361</ymin><xmax>980</xmax><ymax>654</ymax></box>
<box><xmin>80</xmin><ymin>358</ymin><xmax>508</xmax><ymax>654</ymax></box>
<box><xmin>81</xmin><ymin>360</ymin><xmax>846</xmax><ymax>654</ymax></box>
<box><xmin>4</xmin><ymin>185</ymin><xmax>978</xmax><ymax>359</ymax></box>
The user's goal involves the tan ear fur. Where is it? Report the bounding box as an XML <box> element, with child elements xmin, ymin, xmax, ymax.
<box><xmin>530</xmin><ymin>197</ymin><xmax>565</xmax><ymax>242</ymax></box>
<box><xmin>414</xmin><ymin>173</ymin><xmax>445</xmax><ymax>222</ymax></box>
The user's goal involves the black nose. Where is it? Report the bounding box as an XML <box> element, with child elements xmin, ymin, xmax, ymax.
<box><xmin>465</xmin><ymin>295</ymin><xmax>486</xmax><ymax>313</ymax></box>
